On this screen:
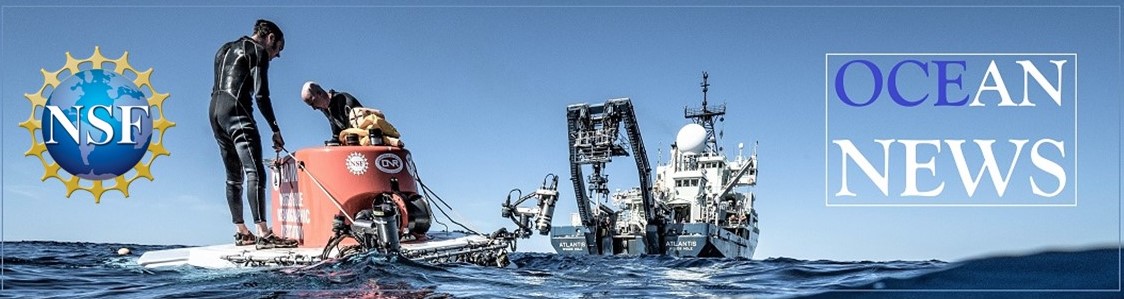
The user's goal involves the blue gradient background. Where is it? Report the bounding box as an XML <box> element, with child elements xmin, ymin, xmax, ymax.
<box><xmin>1</xmin><ymin>2</ymin><xmax>1120</xmax><ymax>263</ymax></box>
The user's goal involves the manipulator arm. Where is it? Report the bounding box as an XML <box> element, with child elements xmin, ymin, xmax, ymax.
<box><xmin>500</xmin><ymin>174</ymin><xmax>560</xmax><ymax>238</ymax></box>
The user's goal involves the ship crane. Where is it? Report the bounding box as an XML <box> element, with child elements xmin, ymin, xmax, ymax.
<box><xmin>566</xmin><ymin>98</ymin><xmax>665</xmax><ymax>255</ymax></box>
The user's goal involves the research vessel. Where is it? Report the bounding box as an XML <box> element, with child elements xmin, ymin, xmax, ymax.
<box><xmin>549</xmin><ymin>73</ymin><xmax>761</xmax><ymax>258</ymax></box>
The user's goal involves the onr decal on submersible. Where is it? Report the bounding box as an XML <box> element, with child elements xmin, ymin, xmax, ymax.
<box><xmin>374</xmin><ymin>153</ymin><xmax>404</xmax><ymax>174</ymax></box>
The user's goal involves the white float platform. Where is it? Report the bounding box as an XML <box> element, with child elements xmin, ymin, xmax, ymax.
<box><xmin>137</xmin><ymin>231</ymin><xmax>492</xmax><ymax>269</ymax></box>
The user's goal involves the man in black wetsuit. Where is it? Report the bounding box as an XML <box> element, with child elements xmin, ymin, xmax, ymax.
<box><xmin>300</xmin><ymin>81</ymin><xmax>403</xmax><ymax>146</ymax></box>
<box><xmin>300</xmin><ymin>81</ymin><xmax>364</xmax><ymax>138</ymax></box>
<box><xmin>209</xmin><ymin>19</ymin><xmax>297</xmax><ymax>248</ymax></box>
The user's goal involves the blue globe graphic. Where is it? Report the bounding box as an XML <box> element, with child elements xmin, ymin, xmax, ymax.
<box><xmin>41</xmin><ymin>69</ymin><xmax>152</xmax><ymax>180</ymax></box>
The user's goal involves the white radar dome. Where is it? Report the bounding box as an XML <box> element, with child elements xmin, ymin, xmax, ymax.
<box><xmin>676</xmin><ymin>123</ymin><xmax>707</xmax><ymax>154</ymax></box>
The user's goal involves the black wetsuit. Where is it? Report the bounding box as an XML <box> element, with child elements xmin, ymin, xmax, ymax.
<box><xmin>209</xmin><ymin>36</ymin><xmax>280</xmax><ymax>225</ymax></box>
<box><xmin>320</xmin><ymin>91</ymin><xmax>363</xmax><ymax>137</ymax></box>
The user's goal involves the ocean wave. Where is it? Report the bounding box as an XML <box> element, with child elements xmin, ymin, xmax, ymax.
<box><xmin>0</xmin><ymin>241</ymin><xmax>1119</xmax><ymax>298</ymax></box>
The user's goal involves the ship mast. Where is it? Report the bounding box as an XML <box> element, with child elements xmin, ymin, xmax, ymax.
<box><xmin>684</xmin><ymin>72</ymin><xmax>725</xmax><ymax>154</ymax></box>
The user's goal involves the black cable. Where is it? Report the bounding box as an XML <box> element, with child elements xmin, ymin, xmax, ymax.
<box><xmin>407</xmin><ymin>156</ymin><xmax>480</xmax><ymax>235</ymax></box>
<box><xmin>408</xmin><ymin>157</ymin><xmax>454</xmax><ymax>211</ymax></box>
<box><xmin>427</xmin><ymin>196</ymin><xmax>480</xmax><ymax>235</ymax></box>
<box><xmin>320</xmin><ymin>234</ymin><xmax>344</xmax><ymax>260</ymax></box>
<box><xmin>432</xmin><ymin>214</ymin><xmax>450</xmax><ymax>232</ymax></box>
<box><xmin>421</xmin><ymin>180</ymin><xmax>455</xmax><ymax>211</ymax></box>
<box><xmin>421</xmin><ymin>182</ymin><xmax>480</xmax><ymax>235</ymax></box>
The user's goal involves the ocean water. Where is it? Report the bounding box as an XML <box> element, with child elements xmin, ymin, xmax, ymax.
<box><xmin>0</xmin><ymin>241</ymin><xmax>1119</xmax><ymax>298</ymax></box>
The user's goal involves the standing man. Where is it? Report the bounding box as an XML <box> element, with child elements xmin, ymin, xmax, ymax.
<box><xmin>209</xmin><ymin>19</ymin><xmax>296</xmax><ymax>248</ymax></box>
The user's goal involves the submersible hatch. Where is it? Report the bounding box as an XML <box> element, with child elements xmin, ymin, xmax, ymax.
<box><xmin>546</xmin><ymin>73</ymin><xmax>761</xmax><ymax>258</ymax></box>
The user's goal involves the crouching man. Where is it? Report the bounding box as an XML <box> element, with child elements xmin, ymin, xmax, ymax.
<box><xmin>300</xmin><ymin>81</ymin><xmax>404</xmax><ymax>147</ymax></box>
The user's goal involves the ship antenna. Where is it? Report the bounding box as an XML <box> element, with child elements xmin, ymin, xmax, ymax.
<box><xmin>701</xmin><ymin>71</ymin><xmax>709</xmax><ymax>109</ymax></box>
<box><xmin>684</xmin><ymin>71</ymin><xmax>725</xmax><ymax>154</ymax></box>
<box><xmin>737</xmin><ymin>142</ymin><xmax>745</xmax><ymax>162</ymax></box>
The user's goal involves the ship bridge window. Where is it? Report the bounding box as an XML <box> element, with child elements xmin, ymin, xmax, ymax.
<box><xmin>702</xmin><ymin>162</ymin><xmax>723</xmax><ymax>168</ymax></box>
<box><xmin>675</xmin><ymin>179</ymin><xmax>701</xmax><ymax>187</ymax></box>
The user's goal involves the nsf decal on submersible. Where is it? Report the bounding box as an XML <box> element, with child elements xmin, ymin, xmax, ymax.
<box><xmin>345</xmin><ymin>152</ymin><xmax>369</xmax><ymax>175</ymax></box>
<box><xmin>19</xmin><ymin>47</ymin><xmax>174</xmax><ymax>203</ymax></box>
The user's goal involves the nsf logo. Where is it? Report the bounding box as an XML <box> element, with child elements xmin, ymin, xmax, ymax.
<box><xmin>18</xmin><ymin>47</ymin><xmax>174</xmax><ymax>203</ymax></box>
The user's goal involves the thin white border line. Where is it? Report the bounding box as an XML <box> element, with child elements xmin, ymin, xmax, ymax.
<box><xmin>0</xmin><ymin>5</ymin><xmax>1120</xmax><ymax>9</ymax></box>
<box><xmin>1</xmin><ymin>4</ymin><xmax>5</xmax><ymax>294</ymax></box>
<box><xmin>0</xmin><ymin>3</ymin><xmax>1116</xmax><ymax>295</ymax></box>
<box><xmin>1117</xmin><ymin>5</ymin><xmax>1123</xmax><ymax>293</ymax></box>
<box><xmin>826</xmin><ymin>204</ymin><xmax>1079</xmax><ymax>208</ymax></box>
<box><xmin>32</xmin><ymin>288</ymin><xmax>1124</xmax><ymax>293</ymax></box>
<box><xmin>827</xmin><ymin>53</ymin><xmax>1078</xmax><ymax>56</ymax></box>
<box><xmin>828</xmin><ymin>289</ymin><xmax>1119</xmax><ymax>292</ymax></box>
<box><xmin>825</xmin><ymin>53</ymin><xmax>1079</xmax><ymax>207</ymax></box>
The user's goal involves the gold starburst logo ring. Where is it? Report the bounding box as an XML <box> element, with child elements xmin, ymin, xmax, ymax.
<box><xmin>18</xmin><ymin>47</ymin><xmax>174</xmax><ymax>203</ymax></box>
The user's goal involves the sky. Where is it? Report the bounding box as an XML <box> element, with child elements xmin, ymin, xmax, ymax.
<box><xmin>1</xmin><ymin>1</ymin><xmax>1121</xmax><ymax>262</ymax></box>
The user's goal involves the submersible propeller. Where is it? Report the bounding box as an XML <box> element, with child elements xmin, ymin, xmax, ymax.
<box><xmin>371</xmin><ymin>194</ymin><xmax>401</xmax><ymax>253</ymax></box>
<box><xmin>349</xmin><ymin>193</ymin><xmax>402</xmax><ymax>255</ymax></box>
